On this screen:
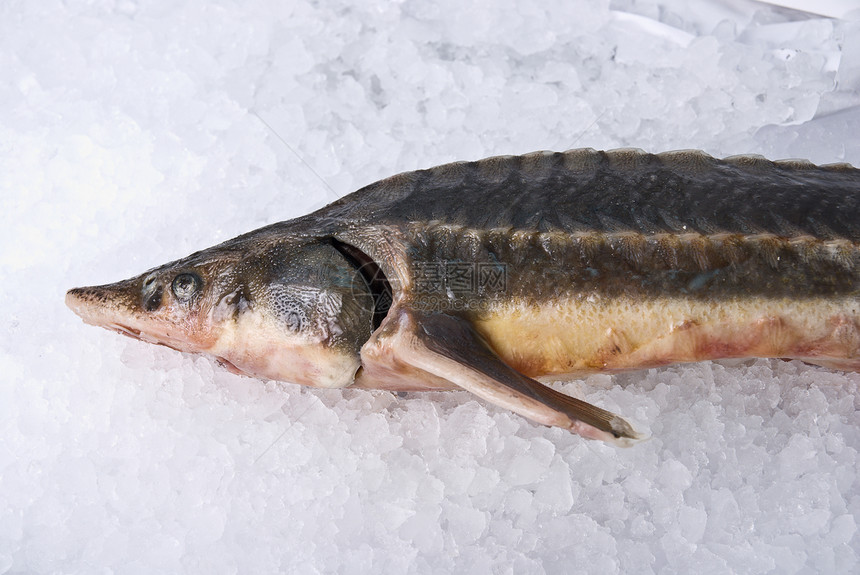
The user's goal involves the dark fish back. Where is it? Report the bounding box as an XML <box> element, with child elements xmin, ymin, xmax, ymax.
<box><xmin>319</xmin><ymin>148</ymin><xmax>860</xmax><ymax>241</ymax></box>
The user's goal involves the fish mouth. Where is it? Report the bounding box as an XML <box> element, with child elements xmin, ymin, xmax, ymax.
<box><xmin>109</xmin><ymin>323</ymin><xmax>142</xmax><ymax>339</ymax></box>
<box><xmin>106</xmin><ymin>323</ymin><xmax>171</xmax><ymax>348</ymax></box>
<box><xmin>105</xmin><ymin>320</ymin><xmax>186</xmax><ymax>353</ymax></box>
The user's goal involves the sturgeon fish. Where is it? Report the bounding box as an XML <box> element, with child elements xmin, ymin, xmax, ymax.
<box><xmin>66</xmin><ymin>148</ymin><xmax>860</xmax><ymax>445</ymax></box>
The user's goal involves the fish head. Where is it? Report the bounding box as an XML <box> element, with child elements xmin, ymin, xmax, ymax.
<box><xmin>66</xmin><ymin>234</ymin><xmax>376</xmax><ymax>388</ymax></box>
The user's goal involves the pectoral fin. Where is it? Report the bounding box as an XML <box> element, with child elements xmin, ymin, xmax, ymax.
<box><xmin>390</xmin><ymin>309</ymin><xmax>643</xmax><ymax>446</ymax></box>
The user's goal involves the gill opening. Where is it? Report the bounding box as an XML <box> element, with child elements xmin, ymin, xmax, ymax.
<box><xmin>328</xmin><ymin>238</ymin><xmax>392</xmax><ymax>331</ymax></box>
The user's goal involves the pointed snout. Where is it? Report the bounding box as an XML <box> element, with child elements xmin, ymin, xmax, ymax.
<box><xmin>65</xmin><ymin>280</ymin><xmax>142</xmax><ymax>328</ymax></box>
<box><xmin>65</xmin><ymin>287</ymin><xmax>90</xmax><ymax>320</ymax></box>
<box><xmin>65</xmin><ymin>274</ymin><xmax>214</xmax><ymax>352</ymax></box>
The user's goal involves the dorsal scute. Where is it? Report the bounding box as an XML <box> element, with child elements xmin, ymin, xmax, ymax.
<box><xmin>722</xmin><ymin>153</ymin><xmax>774</xmax><ymax>170</ymax></box>
<box><xmin>819</xmin><ymin>162</ymin><xmax>856</xmax><ymax>172</ymax></box>
<box><xmin>656</xmin><ymin>149</ymin><xmax>719</xmax><ymax>172</ymax></box>
<box><xmin>774</xmin><ymin>158</ymin><xmax>817</xmax><ymax>170</ymax></box>
<box><xmin>602</xmin><ymin>147</ymin><xmax>655</xmax><ymax>170</ymax></box>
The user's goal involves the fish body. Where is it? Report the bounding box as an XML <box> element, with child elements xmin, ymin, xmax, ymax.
<box><xmin>66</xmin><ymin>148</ymin><xmax>860</xmax><ymax>445</ymax></box>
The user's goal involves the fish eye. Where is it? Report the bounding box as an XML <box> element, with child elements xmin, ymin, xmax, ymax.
<box><xmin>172</xmin><ymin>273</ymin><xmax>201</xmax><ymax>302</ymax></box>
